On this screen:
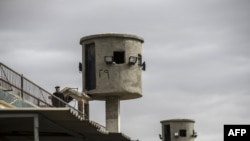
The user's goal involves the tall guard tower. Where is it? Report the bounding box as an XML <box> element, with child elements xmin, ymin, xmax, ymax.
<box><xmin>80</xmin><ymin>33</ymin><xmax>144</xmax><ymax>132</ymax></box>
<box><xmin>160</xmin><ymin>119</ymin><xmax>198</xmax><ymax>141</ymax></box>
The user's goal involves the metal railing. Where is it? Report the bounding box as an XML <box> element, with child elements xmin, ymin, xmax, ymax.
<box><xmin>0</xmin><ymin>62</ymin><xmax>84</xmax><ymax>116</ymax></box>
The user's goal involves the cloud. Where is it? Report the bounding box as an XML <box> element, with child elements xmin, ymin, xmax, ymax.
<box><xmin>0</xmin><ymin>0</ymin><xmax>250</xmax><ymax>141</ymax></box>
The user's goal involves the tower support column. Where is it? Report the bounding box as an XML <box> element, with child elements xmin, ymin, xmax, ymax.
<box><xmin>106</xmin><ymin>96</ymin><xmax>120</xmax><ymax>132</ymax></box>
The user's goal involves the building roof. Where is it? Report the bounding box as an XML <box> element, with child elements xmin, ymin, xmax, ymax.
<box><xmin>0</xmin><ymin>108</ymin><xmax>131</xmax><ymax>141</ymax></box>
<box><xmin>80</xmin><ymin>33</ymin><xmax>144</xmax><ymax>44</ymax></box>
<box><xmin>160</xmin><ymin>118</ymin><xmax>195</xmax><ymax>123</ymax></box>
<box><xmin>0</xmin><ymin>89</ymin><xmax>38</xmax><ymax>108</ymax></box>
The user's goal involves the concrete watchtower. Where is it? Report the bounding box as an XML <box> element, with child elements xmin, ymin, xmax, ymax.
<box><xmin>160</xmin><ymin>119</ymin><xmax>198</xmax><ymax>141</ymax></box>
<box><xmin>80</xmin><ymin>33</ymin><xmax>144</xmax><ymax>132</ymax></box>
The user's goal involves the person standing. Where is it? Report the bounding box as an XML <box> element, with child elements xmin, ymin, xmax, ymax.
<box><xmin>52</xmin><ymin>86</ymin><xmax>65</xmax><ymax>107</ymax></box>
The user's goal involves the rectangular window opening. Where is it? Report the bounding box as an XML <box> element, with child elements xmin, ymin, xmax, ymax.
<box><xmin>179</xmin><ymin>129</ymin><xmax>187</xmax><ymax>137</ymax></box>
<box><xmin>113</xmin><ymin>51</ymin><xmax>125</xmax><ymax>64</ymax></box>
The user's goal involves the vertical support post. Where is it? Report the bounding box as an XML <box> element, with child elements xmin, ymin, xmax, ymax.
<box><xmin>0</xmin><ymin>114</ymin><xmax>40</xmax><ymax>141</ymax></box>
<box><xmin>34</xmin><ymin>115</ymin><xmax>39</xmax><ymax>141</ymax></box>
<box><xmin>78</xmin><ymin>100</ymin><xmax>83</xmax><ymax>114</ymax></box>
<box><xmin>78</xmin><ymin>100</ymin><xmax>89</xmax><ymax>119</ymax></box>
<box><xmin>20</xmin><ymin>74</ymin><xmax>24</xmax><ymax>99</ymax></box>
<box><xmin>106</xmin><ymin>96</ymin><xmax>120</xmax><ymax>132</ymax></box>
<box><xmin>84</xmin><ymin>102</ymin><xmax>89</xmax><ymax>120</ymax></box>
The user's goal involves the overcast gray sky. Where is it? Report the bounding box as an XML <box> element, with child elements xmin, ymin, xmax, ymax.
<box><xmin>0</xmin><ymin>0</ymin><xmax>250</xmax><ymax>141</ymax></box>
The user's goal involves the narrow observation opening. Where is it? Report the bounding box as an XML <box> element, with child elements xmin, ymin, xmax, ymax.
<box><xmin>179</xmin><ymin>129</ymin><xmax>187</xmax><ymax>137</ymax></box>
<box><xmin>113</xmin><ymin>51</ymin><xmax>125</xmax><ymax>64</ymax></box>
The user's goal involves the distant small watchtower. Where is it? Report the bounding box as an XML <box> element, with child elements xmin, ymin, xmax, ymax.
<box><xmin>80</xmin><ymin>33</ymin><xmax>145</xmax><ymax>132</ymax></box>
<box><xmin>160</xmin><ymin>119</ymin><xmax>198</xmax><ymax>141</ymax></box>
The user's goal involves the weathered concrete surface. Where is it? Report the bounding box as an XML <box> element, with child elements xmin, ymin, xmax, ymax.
<box><xmin>80</xmin><ymin>33</ymin><xmax>144</xmax><ymax>133</ymax></box>
<box><xmin>80</xmin><ymin>33</ymin><xmax>144</xmax><ymax>100</ymax></box>
<box><xmin>160</xmin><ymin>119</ymin><xmax>197</xmax><ymax>141</ymax></box>
<box><xmin>106</xmin><ymin>96</ymin><xmax>120</xmax><ymax>132</ymax></box>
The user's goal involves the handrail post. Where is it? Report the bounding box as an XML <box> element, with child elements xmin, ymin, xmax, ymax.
<box><xmin>21</xmin><ymin>74</ymin><xmax>24</xmax><ymax>99</ymax></box>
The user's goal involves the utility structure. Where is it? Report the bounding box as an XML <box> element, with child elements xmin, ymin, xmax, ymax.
<box><xmin>79</xmin><ymin>33</ymin><xmax>145</xmax><ymax>132</ymax></box>
<box><xmin>160</xmin><ymin>119</ymin><xmax>198</xmax><ymax>141</ymax></box>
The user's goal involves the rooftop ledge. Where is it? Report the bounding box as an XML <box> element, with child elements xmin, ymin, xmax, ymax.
<box><xmin>80</xmin><ymin>33</ymin><xmax>144</xmax><ymax>44</ymax></box>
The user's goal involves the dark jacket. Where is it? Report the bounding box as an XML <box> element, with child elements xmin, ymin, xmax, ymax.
<box><xmin>52</xmin><ymin>92</ymin><xmax>65</xmax><ymax>107</ymax></box>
